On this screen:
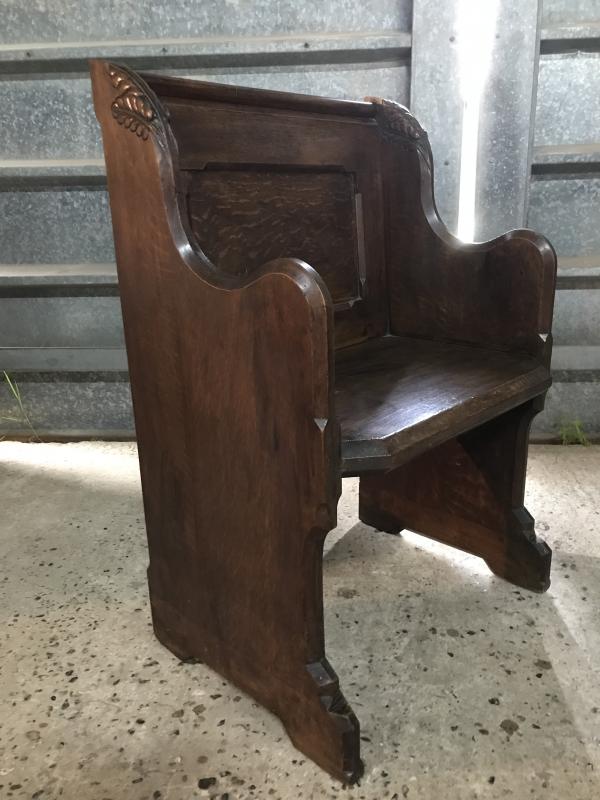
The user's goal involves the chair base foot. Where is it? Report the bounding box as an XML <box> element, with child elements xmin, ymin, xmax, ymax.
<box><xmin>149</xmin><ymin>585</ymin><xmax>362</xmax><ymax>784</ymax></box>
<box><xmin>484</xmin><ymin>508</ymin><xmax>551</xmax><ymax>592</ymax></box>
<box><xmin>359</xmin><ymin>400</ymin><xmax>552</xmax><ymax>593</ymax></box>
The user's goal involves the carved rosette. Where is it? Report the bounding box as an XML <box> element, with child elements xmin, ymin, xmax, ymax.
<box><xmin>107</xmin><ymin>64</ymin><xmax>161</xmax><ymax>141</ymax></box>
<box><xmin>365</xmin><ymin>96</ymin><xmax>432</xmax><ymax>166</ymax></box>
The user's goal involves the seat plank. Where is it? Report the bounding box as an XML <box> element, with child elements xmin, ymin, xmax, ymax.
<box><xmin>336</xmin><ymin>336</ymin><xmax>551</xmax><ymax>473</ymax></box>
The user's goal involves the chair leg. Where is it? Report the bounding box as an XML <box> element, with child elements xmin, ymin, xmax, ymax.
<box><xmin>145</xmin><ymin>508</ymin><xmax>362</xmax><ymax>784</ymax></box>
<box><xmin>359</xmin><ymin>398</ymin><xmax>552</xmax><ymax>592</ymax></box>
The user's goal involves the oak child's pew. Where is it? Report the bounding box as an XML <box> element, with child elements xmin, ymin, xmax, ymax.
<box><xmin>91</xmin><ymin>61</ymin><xmax>556</xmax><ymax>783</ymax></box>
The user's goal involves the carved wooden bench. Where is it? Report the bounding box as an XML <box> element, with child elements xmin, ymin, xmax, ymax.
<box><xmin>91</xmin><ymin>60</ymin><xmax>556</xmax><ymax>783</ymax></box>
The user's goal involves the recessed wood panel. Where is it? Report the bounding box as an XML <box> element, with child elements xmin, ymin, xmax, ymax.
<box><xmin>187</xmin><ymin>169</ymin><xmax>361</xmax><ymax>304</ymax></box>
<box><xmin>163</xmin><ymin>95</ymin><xmax>388</xmax><ymax>348</ymax></box>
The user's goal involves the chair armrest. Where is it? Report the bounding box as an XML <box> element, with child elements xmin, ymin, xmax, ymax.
<box><xmin>391</xmin><ymin>221</ymin><xmax>557</xmax><ymax>361</ymax></box>
<box><xmin>368</xmin><ymin>97</ymin><xmax>557</xmax><ymax>360</ymax></box>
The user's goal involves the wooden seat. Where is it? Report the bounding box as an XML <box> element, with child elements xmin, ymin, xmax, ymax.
<box><xmin>91</xmin><ymin>61</ymin><xmax>557</xmax><ymax>785</ymax></box>
<box><xmin>336</xmin><ymin>336</ymin><xmax>551</xmax><ymax>473</ymax></box>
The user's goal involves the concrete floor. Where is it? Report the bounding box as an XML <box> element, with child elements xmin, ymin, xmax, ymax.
<box><xmin>1</xmin><ymin>443</ymin><xmax>600</xmax><ymax>800</ymax></box>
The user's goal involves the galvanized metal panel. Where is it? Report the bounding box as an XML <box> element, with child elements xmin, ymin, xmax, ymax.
<box><xmin>542</xmin><ymin>0</ymin><xmax>600</xmax><ymax>26</ymax></box>
<box><xmin>0</xmin><ymin>79</ymin><xmax>104</xmax><ymax>161</ymax></box>
<box><xmin>552</xmin><ymin>289</ymin><xmax>600</xmax><ymax>345</ymax></box>
<box><xmin>551</xmin><ymin>344</ymin><xmax>600</xmax><ymax>371</ymax></box>
<box><xmin>0</xmin><ymin>347</ymin><xmax>127</xmax><ymax>371</ymax></box>
<box><xmin>409</xmin><ymin>2</ymin><xmax>461</xmax><ymax>233</ymax></box>
<box><xmin>528</xmin><ymin>176</ymin><xmax>600</xmax><ymax>257</ymax></box>
<box><xmin>411</xmin><ymin>0</ymin><xmax>541</xmax><ymax>240</ymax></box>
<box><xmin>532</xmin><ymin>380</ymin><xmax>600</xmax><ymax>437</ymax></box>
<box><xmin>542</xmin><ymin>24</ymin><xmax>600</xmax><ymax>40</ymax></box>
<box><xmin>0</xmin><ymin>1</ymin><xmax>413</xmax><ymax>44</ymax></box>
<box><xmin>0</xmin><ymin>376</ymin><xmax>134</xmax><ymax>434</ymax></box>
<box><xmin>0</xmin><ymin>189</ymin><xmax>114</xmax><ymax>263</ymax></box>
<box><xmin>557</xmin><ymin>261</ymin><xmax>600</xmax><ymax>289</ymax></box>
<box><xmin>535</xmin><ymin>53</ymin><xmax>600</xmax><ymax>147</ymax></box>
<box><xmin>0</xmin><ymin>297</ymin><xmax>125</xmax><ymax>348</ymax></box>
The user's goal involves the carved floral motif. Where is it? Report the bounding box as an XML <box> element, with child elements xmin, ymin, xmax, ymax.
<box><xmin>108</xmin><ymin>64</ymin><xmax>157</xmax><ymax>140</ymax></box>
<box><xmin>365</xmin><ymin>96</ymin><xmax>432</xmax><ymax>166</ymax></box>
<box><xmin>365</xmin><ymin>96</ymin><xmax>425</xmax><ymax>140</ymax></box>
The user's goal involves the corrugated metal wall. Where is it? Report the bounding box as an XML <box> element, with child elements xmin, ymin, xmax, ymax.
<box><xmin>1</xmin><ymin>0</ymin><xmax>598</xmax><ymax>440</ymax></box>
<box><xmin>0</xmin><ymin>1</ymin><xmax>412</xmax><ymax>436</ymax></box>
<box><xmin>528</xmin><ymin>0</ymin><xmax>600</xmax><ymax>438</ymax></box>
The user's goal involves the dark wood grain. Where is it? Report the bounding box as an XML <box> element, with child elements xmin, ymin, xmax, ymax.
<box><xmin>141</xmin><ymin>70</ymin><xmax>377</xmax><ymax>117</ymax></box>
<box><xmin>161</xmin><ymin>95</ymin><xmax>388</xmax><ymax>348</ymax></box>
<box><xmin>91</xmin><ymin>61</ymin><xmax>557</xmax><ymax>782</ymax></box>
<box><xmin>359</xmin><ymin>399</ymin><xmax>552</xmax><ymax>592</ymax></box>
<box><xmin>91</xmin><ymin>60</ymin><xmax>361</xmax><ymax>783</ymax></box>
<box><xmin>373</xmin><ymin>98</ymin><xmax>556</xmax><ymax>358</ymax></box>
<box><xmin>187</xmin><ymin>169</ymin><xmax>362</xmax><ymax>304</ymax></box>
<box><xmin>336</xmin><ymin>336</ymin><xmax>551</xmax><ymax>473</ymax></box>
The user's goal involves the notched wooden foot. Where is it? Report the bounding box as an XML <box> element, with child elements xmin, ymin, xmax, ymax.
<box><xmin>359</xmin><ymin>403</ymin><xmax>554</xmax><ymax>594</ymax></box>
<box><xmin>147</xmin><ymin>582</ymin><xmax>363</xmax><ymax>783</ymax></box>
<box><xmin>485</xmin><ymin>507</ymin><xmax>552</xmax><ymax>593</ymax></box>
<box><xmin>284</xmin><ymin>659</ymin><xmax>363</xmax><ymax>785</ymax></box>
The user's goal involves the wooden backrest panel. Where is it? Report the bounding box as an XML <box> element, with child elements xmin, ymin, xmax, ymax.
<box><xmin>142</xmin><ymin>82</ymin><xmax>388</xmax><ymax>347</ymax></box>
<box><xmin>187</xmin><ymin>169</ymin><xmax>362</xmax><ymax>303</ymax></box>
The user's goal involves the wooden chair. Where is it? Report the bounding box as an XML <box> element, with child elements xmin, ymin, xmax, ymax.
<box><xmin>91</xmin><ymin>61</ymin><xmax>556</xmax><ymax>783</ymax></box>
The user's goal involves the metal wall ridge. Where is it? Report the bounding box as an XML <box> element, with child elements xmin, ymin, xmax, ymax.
<box><xmin>2</xmin><ymin>272</ymin><xmax>597</xmax><ymax>296</ymax></box>
<box><xmin>0</xmin><ymin>430</ymin><xmax>136</xmax><ymax>441</ymax></box>
<box><xmin>4</xmin><ymin>276</ymin><xmax>600</xmax><ymax>293</ymax></box>
<box><xmin>532</xmin><ymin>162</ymin><xmax>600</xmax><ymax>178</ymax></box>
<box><xmin>0</xmin><ymin>263</ymin><xmax>116</xmax><ymax>282</ymax></box>
<box><xmin>540</xmin><ymin>38</ymin><xmax>600</xmax><ymax>55</ymax></box>
<box><xmin>0</xmin><ymin>32</ymin><xmax>412</xmax><ymax>77</ymax></box>
<box><xmin>0</xmin><ymin>174</ymin><xmax>107</xmax><ymax>191</ymax></box>
<box><xmin>0</xmin><ymin>160</ymin><xmax>106</xmax><ymax>192</ymax></box>
<box><xmin>557</xmin><ymin>274</ymin><xmax>600</xmax><ymax>289</ymax></box>
<box><xmin>552</xmin><ymin>370</ymin><xmax>600</xmax><ymax>383</ymax></box>
<box><xmin>1</xmin><ymin>370</ymin><xmax>130</xmax><ymax>383</ymax></box>
<box><xmin>4</xmin><ymin>370</ymin><xmax>599</xmax><ymax>384</ymax></box>
<box><xmin>0</xmin><ymin>283</ymin><xmax>119</xmax><ymax>298</ymax></box>
<box><xmin>0</xmin><ymin>347</ymin><xmax>128</xmax><ymax>372</ymax></box>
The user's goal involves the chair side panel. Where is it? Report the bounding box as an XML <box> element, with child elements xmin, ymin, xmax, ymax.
<box><xmin>90</xmin><ymin>56</ymin><xmax>337</xmax><ymax>707</ymax></box>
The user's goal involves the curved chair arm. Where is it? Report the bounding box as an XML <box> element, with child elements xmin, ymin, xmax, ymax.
<box><xmin>367</xmin><ymin>97</ymin><xmax>557</xmax><ymax>359</ymax></box>
<box><xmin>417</xmin><ymin>150</ymin><xmax>557</xmax><ymax>359</ymax></box>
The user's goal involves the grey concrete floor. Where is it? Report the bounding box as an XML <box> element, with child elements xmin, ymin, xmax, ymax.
<box><xmin>1</xmin><ymin>442</ymin><xmax>600</xmax><ymax>800</ymax></box>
